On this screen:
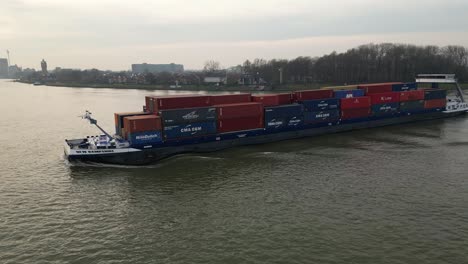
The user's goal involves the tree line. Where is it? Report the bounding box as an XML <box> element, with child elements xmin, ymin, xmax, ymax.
<box><xmin>21</xmin><ymin>43</ymin><xmax>468</xmax><ymax>86</ymax></box>
<box><xmin>241</xmin><ymin>43</ymin><xmax>468</xmax><ymax>84</ymax></box>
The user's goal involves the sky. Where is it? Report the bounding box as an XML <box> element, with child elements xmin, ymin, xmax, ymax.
<box><xmin>1</xmin><ymin>0</ymin><xmax>468</xmax><ymax>70</ymax></box>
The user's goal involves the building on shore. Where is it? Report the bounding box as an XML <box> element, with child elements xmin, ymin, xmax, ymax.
<box><xmin>131</xmin><ymin>63</ymin><xmax>184</xmax><ymax>74</ymax></box>
<box><xmin>8</xmin><ymin>65</ymin><xmax>21</xmax><ymax>78</ymax></box>
<box><xmin>238</xmin><ymin>73</ymin><xmax>267</xmax><ymax>85</ymax></box>
<box><xmin>203</xmin><ymin>76</ymin><xmax>226</xmax><ymax>85</ymax></box>
<box><xmin>41</xmin><ymin>59</ymin><xmax>48</xmax><ymax>75</ymax></box>
<box><xmin>0</xmin><ymin>58</ymin><xmax>8</xmax><ymax>78</ymax></box>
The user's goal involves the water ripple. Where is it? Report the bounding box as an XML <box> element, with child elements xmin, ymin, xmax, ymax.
<box><xmin>1</xmin><ymin>81</ymin><xmax>468</xmax><ymax>263</ymax></box>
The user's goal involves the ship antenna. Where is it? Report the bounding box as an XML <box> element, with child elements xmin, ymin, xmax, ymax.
<box><xmin>80</xmin><ymin>110</ymin><xmax>113</xmax><ymax>139</ymax></box>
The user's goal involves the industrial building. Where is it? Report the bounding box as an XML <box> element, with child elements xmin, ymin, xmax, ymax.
<box><xmin>131</xmin><ymin>63</ymin><xmax>184</xmax><ymax>74</ymax></box>
<box><xmin>0</xmin><ymin>58</ymin><xmax>8</xmax><ymax>78</ymax></box>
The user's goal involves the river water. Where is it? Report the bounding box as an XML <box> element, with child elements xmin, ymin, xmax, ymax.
<box><xmin>0</xmin><ymin>80</ymin><xmax>467</xmax><ymax>263</ymax></box>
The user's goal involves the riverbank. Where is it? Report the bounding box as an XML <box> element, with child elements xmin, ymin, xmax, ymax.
<box><xmin>16</xmin><ymin>80</ymin><xmax>335</xmax><ymax>92</ymax></box>
<box><xmin>15</xmin><ymin>80</ymin><xmax>468</xmax><ymax>92</ymax></box>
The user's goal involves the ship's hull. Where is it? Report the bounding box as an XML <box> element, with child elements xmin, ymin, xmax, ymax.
<box><xmin>66</xmin><ymin>109</ymin><xmax>466</xmax><ymax>165</ymax></box>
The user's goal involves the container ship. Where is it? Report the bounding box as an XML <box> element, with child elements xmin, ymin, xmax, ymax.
<box><xmin>65</xmin><ymin>74</ymin><xmax>468</xmax><ymax>165</ymax></box>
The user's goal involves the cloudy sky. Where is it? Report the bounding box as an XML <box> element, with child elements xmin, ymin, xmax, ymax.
<box><xmin>1</xmin><ymin>0</ymin><xmax>468</xmax><ymax>70</ymax></box>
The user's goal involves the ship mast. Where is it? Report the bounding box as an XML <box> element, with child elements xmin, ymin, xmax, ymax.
<box><xmin>81</xmin><ymin>110</ymin><xmax>113</xmax><ymax>139</ymax></box>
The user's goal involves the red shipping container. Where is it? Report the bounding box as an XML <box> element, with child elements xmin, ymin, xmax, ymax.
<box><xmin>399</xmin><ymin>90</ymin><xmax>425</xmax><ymax>102</ymax></box>
<box><xmin>358</xmin><ymin>82</ymin><xmax>401</xmax><ymax>94</ymax></box>
<box><xmin>124</xmin><ymin>115</ymin><xmax>162</xmax><ymax>134</ymax></box>
<box><xmin>424</xmin><ymin>99</ymin><xmax>446</xmax><ymax>109</ymax></box>
<box><xmin>293</xmin><ymin>90</ymin><xmax>333</xmax><ymax>101</ymax></box>
<box><xmin>369</xmin><ymin>92</ymin><xmax>400</xmax><ymax>104</ymax></box>
<box><xmin>216</xmin><ymin>102</ymin><xmax>263</xmax><ymax>119</ymax></box>
<box><xmin>217</xmin><ymin>115</ymin><xmax>264</xmax><ymax>133</ymax></box>
<box><xmin>340</xmin><ymin>96</ymin><xmax>371</xmax><ymax>110</ymax></box>
<box><xmin>114</xmin><ymin>111</ymin><xmax>150</xmax><ymax>126</ymax></box>
<box><xmin>341</xmin><ymin>108</ymin><xmax>371</xmax><ymax>120</ymax></box>
<box><xmin>148</xmin><ymin>95</ymin><xmax>211</xmax><ymax>113</ymax></box>
<box><xmin>251</xmin><ymin>93</ymin><xmax>292</xmax><ymax>106</ymax></box>
<box><xmin>210</xmin><ymin>93</ymin><xmax>251</xmax><ymax>105</ymax></box>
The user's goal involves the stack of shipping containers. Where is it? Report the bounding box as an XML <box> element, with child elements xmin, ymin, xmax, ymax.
<box><xmin>369</xmin><ymin>92</ymin><xmax>400</xmax><ymax>117</ymax></box>
<box><xmin>393</xmin><ymin>83</ymin><xmax>424</xmax><ymax>113</ymax></box>
<box><xmin>216</xmin><ymin>102</ymin><xmax>264</xmax><ymax>133</ymax></box>
<box><xmin>114</xmin><ymin>111</ymin><xmax>150</xmax><ymax>137</ymax></box>
<box><xmin>423</xmin><ymin>89</ymin><xmax>447</xmax><ymax>110</ymax></box>
<box><xmin>253</xmin><ymin>94</ymin><xmax>303</xmax><ymax>130</ymax></box>
<box><xmin>302</xmin><ymin>97</ymin><xmax>340</xmax><ymax>124</ymax></box>
<box><xmin>159</xmin><ymin>106</ymin><xmax>217</xmax><ymax>140</ymax></box>
<box><xmin>210</xmin><ymin>93</ymin><xmax>264</xmax><ymax>133</ymax></box>
<box><xmin>340</xmin><ymin>96</ymin><xmax>372</xmax><ymax>120</ymax></box>
<box><xmin>358</xmin><ymin>83</ymin><xmax>399</xmax><ymax>117</ymax></box>
<box><xmin>334</xmin><ymin>89</ymin><xmax>367</xmax><ymax>120</ymax></box>
<box><xmin>332</xmin><ymin>88</ymin><xmax>369</xmax><ymax>120</ymax></box>
<box><xmin>294</xmin><ymin>90</ymin><xmax>339</xmax><ymax>124</ymax></box>
<box><xmin>111</xmin><ymin>83</ymin><xmax>449</xmax><ymax>147</ymax></box>
<box><xmin>146</xmin><ymin>95</ymin><xmax>215</xmax><ymax>140</ymax></box>
<box><xmin>123</xmin><ymin>115</ymin><xmax>163</xmax><ymax>146</ymax></box>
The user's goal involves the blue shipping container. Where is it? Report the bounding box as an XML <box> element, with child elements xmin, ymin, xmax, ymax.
<box><xmin>301</xmin><ymin>98</ymin><xmax>340</xmax><ymax>111</ymax></box>
<box><xmin>371</xmin><ymin>103</ymin><xmax>399</xmax><ymax>116</ymax></box>
<box><xmin>392</xmin><ymin>82</ymin><xmax>417</xmax><ymax>92</ymax></box>
<box><xmin>333</xmin><ymin>89</ymin><xmax>365</xmax><ymax>99</ymax></box>
<box><xmin>128</xmin><ymin>130</ymin><xmax>163</xmax><ymax>145</ymax></box>
<box><xmin>163</xmin><ymin>121</ymin><xmax>217</xmax><ymax>139</ymax></box>
<box><xmin>264</xmin><ymin>104</ymin><xmax>303</xmax><ymax>119</ymax></box>
<box><xmin>424</xmin><ymin>89</ymin><xmax>447</xmax><ymax>100</ymax></box>
<box><xmin>304</xmin><ymin>110</ymin><xmax>340</xmax><ymax>124</ymax></box>
<box><xmin>265</xmin><ymin>116</ymin><xmax>303</xmax><ymax>130</ymax></box>
<box><xmin>160</xmin><ymin>107</ymin><xmax>216</xmax><ymax>125</ymax></box>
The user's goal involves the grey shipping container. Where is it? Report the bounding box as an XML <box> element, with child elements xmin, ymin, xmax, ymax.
<box><xmin>371</xmin><ymin>103</ymin><xmax>399</xmax><ymax>116</ymax></box>
<box><xmin>160</xmin><ymin>107</ymin><xmax>216</xmax><ymax>125</ymax></box>
<box><xmin>265</xmin><ymin>116</ymin><xmax>303</xmax><ymax>130</ymax></box>
<box><xmin>301</xmin><ymin>98</ymin><xmax>340</xmax><ymax>111</ymax></box>
<box><xmin>400</xmin><ymin>100</ymin><xmax>425</xmax><ymax>112</ymax></box>
<box><xmin>424</xmin><ymin>89</ymin><xmax>447</xmax><ymax>100</ymax></box>
<box><xmin>264</xmin><ymin>104</ymin><xmax>303</xmax><ymax>119</ymax></box>
<box><xmin>304</xmin><ymin>110</ymin><xmax>340</xmax><ymax>124</ymax></box>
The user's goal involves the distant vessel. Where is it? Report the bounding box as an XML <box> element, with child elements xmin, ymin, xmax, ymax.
<box><xmin>33</xmin><ymin>81</ymin><xmax>43</xmax><ymax>86</ymax></box>
<box><xmin>65</xmin><ymin>74</ymin><xmax>468</xmax><ymax>165</ymax></box>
